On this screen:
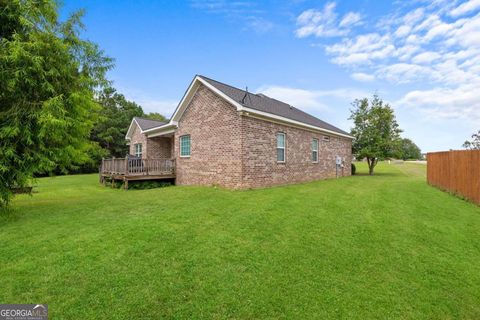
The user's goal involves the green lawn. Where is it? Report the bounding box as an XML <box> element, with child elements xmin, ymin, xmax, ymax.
<box><xmin>1</xmin><ymin>162</ymin><xmax>480</xmax><ymax>319</ymax></box>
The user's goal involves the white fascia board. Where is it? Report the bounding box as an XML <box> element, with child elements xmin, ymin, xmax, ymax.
<box><xmin>170</xmin><ymin>76</ymin><xmax>245</xmax><ymax>123</ymax></box>
<box><xmin>156</xmin><ymin>75</ymin><xmax>353</xmax><ymax>140</ymax></box>
<box><xmin>125</xmin><ymin>118</ymin><xmax>141</xmax><ymax>140</ymax></box>
<box><xmin>141</xmin><ymin>123</ymin><xmax>177</xmax><ymax>134</ymax></box>
<box><xmin>170</xmin><ymin>77</ymin><xmax>201</xmax><ymax>122</ymax></box>
<box><xmin>239</xmin><ymin>107</ymin><xmax>354</xmax><ymax>139</ymax></box>
<box><xmin>146</xmin><ymin>129</ymin><xmax>176</xmax><ymax>138</ymax></box>
<box><xmin>196</xmin><ymin>76</ymin><xmax>352</xmax><ymax>139</ymax></box>
<box><xmin>196</xmin><ymin>77</ymin><xmax>245</xmax><ymax>110</ymax></box>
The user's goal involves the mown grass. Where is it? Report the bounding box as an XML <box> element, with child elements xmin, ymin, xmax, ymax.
<box><xmin>1</xmin><ymin>162</ymin><xmax>480</xmax><ymax>319</ymax></box>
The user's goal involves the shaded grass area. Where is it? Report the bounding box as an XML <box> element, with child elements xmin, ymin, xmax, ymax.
<box><xmin>1</xmin><ymin>162</ymin><xmax>480</xmax><ymax>319</ymax></box>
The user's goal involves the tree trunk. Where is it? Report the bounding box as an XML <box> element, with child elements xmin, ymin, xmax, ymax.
<box><xmin>367</xmin><ymin>157</ymin><xmax>377</xmax><ymax>175</ymax></box>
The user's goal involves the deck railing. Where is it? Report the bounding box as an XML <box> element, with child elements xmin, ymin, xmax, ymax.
<box><xmin>101</xmin><ymin>157</ymin><xmax>175</xmax><ymax>176</ymax></box>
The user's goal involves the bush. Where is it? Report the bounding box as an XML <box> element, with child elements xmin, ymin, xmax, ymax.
<box><xmin>128</xmin><ymin>180</ymin><xmax>173</xmax><ymax>190</ymax></box>
<box><xmin>351</xmin><ymin>163</ymin><xmax>356</xmax><ymax>175</ymax></box>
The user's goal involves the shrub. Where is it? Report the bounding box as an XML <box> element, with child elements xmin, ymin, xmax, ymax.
<box><xmin>128</xmin><ymin>180</ymin><xmax>173</xmax><ymax>190</ymax></box>
<box><xmin>351</xmin><ymin>163</ymin><xmax>356</xmax><ymax>175</ymax></box>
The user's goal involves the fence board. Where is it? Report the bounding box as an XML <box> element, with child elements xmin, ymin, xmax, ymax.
<box><xmin>427</xmin><ymin>150</ymin><xmax>480</xmax><ymax>205</ymax></box>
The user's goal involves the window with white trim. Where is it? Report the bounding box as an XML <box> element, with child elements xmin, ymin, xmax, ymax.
<box><xmin>276</xmin><ymin>133</ymin><xmax>285</xmax><ymax>162</ymax></box>
<box><xmin>312</xmin><ymin>138</ymin><xmax>318</xmax><ymax>162</ymax></box>
<box><xmin>134</xmin><ymin>143</ymin><xmax>142</xmax><ymax>158</ymax></box>
<box><xmin>180</xmin><ymin>135</ymin><xmax>191</xmax><ymax>157</ymax></box>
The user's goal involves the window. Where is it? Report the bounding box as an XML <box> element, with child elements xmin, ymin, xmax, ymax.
<box><xmin>276</xmin><ymin>133</ymin><xmax>285</xmax><ymax>162</ymax></box>
<box><xmin>134</xmin><ymin>143</ymin><xmax>142</xmax><ymax>158</ymax></box>
<box><xmin>323</xmin><ymin>135</ymin><xmax>330</xmax><ymax>142</ymax></box>
<box><xmin>312</xmin><ymin>138</ymin><xmax>318</xmax><ymax>162</ymax></box>
<box><xmin>180</xmin><ymin>135</ymin><xmax>191</xmax><ymax>157</ymax></box>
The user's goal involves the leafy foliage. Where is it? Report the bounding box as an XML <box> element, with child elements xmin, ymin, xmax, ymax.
<box><xmin>396</xmin><ymin>138</ymin><xmax>422</xmax><ymax>160</ymax></box>
<box><xmin>0</xmin><ymin>0</ymin><xmax>112</xmax><ymax>207</ymax></box>
<box><xmin>350</xmin><ymin>95</ymin><xmax>402</xmax><ymax>175</ymax></box>
<box><xmin>91</xmin><ymin>87</ymin><xmax>144</xmax><ymax>158</ymax></box>
<box><xmin>145</xmin><ymin>112</ymin><xmax>168</xmax><ymax>122</ymax></box>
<box><xmin>463</xmin><ymin>130</ymin><xmax>480</xmax><ymax>150</ymax></box>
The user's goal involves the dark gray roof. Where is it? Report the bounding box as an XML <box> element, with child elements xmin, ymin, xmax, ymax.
<box><xmin>134</xmin><ymin>117</ymin><xmax>167</xmax><ymax>131</ymax></box>
<box><xmin>198</xmin><ymin>75</ymin><xmax>350</xmax><ymax>137</ymax></box>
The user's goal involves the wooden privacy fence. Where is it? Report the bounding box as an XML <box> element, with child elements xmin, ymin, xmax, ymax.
<box><xmin>427</xmin><ymin>150</ymin><xmax>480</xmax><ymax>205</ymax></box>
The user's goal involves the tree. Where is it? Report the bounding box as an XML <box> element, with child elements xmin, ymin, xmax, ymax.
<box><xmin>0</xmin><ymin>0</ymin><xmax>113</xmax><ymax>207</ymax></box>
<box><xmin>145</xmin><ymin>112</ymin><xmax>168</xmax><ymax>122</ymax></box>
<box><xmin>91</xmin><ymin>87</ymin><xmax>144</xmax><ymax>158</ymax></box>
<box><xmin>397</xmin><ymin>138</ymin><xmax>422</xmax><ymax>160</ymax></box>
<box><xmin>463</xmin><ymin>130</ymin><xmax>480</xmax><ymax>150</ymax></box>
<box><xmin>350</xmin><ymin>95</ymin><xmax>402</xmax><ymax>175</ymax></box>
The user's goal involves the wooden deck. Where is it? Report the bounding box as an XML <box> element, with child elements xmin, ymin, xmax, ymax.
<box><xmin>100</xmin><ymin>157</ymin><xmax>175</xmax><ymax>189</ymax></box>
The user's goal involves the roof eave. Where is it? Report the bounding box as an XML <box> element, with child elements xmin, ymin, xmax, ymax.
<box><xmin>238</xmin><ymin>108</ymin><xmax>353</xmax><ymax>139</ymax></box>
<box><xmin>141</xmin><ymin>122</ymin><xmax>178</xmax><ymax>135</ymax></box>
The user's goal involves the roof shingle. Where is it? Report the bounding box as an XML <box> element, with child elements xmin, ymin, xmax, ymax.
<box><xmin>134</xmin><ymin>117</ymin><xmax>167</xmax><ymax>131</ymax></box>
<box><xmin>198</xmin><ymin>75</ymin><xmax>350</xmax><ymax>137</ymax></box>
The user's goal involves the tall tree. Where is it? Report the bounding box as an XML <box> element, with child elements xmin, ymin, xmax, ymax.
<box><xmin>463</xmin><ymin>130</ymin><xmax>480</xmax><ymax>150</ymax></box>
<box><xmin>350</xmin><ymin>95</ymin><xmax>402</xmax><ymax>175</ymax></box>
<box><xmin>145</xmin><ymin>112</ymin><xmax>168</xmax><ymax>122</ymax></box>
<box><xmin>397</xmin><ymin>138</ymin><xmax>422</xmax><ymax>160</ymax></box>
<box><xmin>91</xmin><ymin>87</ymin><xmax>144</xmax><ymax>158</ymax></box>
<box><xmin>0</xmin><ymin>0</ymin><xmax>113</xmax><ymax>207</ymax></box>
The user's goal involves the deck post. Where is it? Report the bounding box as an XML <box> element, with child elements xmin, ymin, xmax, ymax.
<box><xmin>124</xmin><ymin>157</ymin><xmax>128</xmax><ymax>176</ymax></box>
<box><xmin>124</xmin><ymin>177</ymin><xmax>128</xmax><ymax>190</ymax></box>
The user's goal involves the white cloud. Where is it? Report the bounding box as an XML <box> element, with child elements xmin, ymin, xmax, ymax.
<box><xmin>256</xmin><ymin>85</ymin><xmax>369</xmax><ymax>111</ymax></box>
<box><xmin>377</xmin><ymin>63</ymin><xmax>437</xmax><ymax>83</ymax></box>
<box><xmin>351</xmin><ymin>72</ymin><xmax>375</xmax><ymax>82</ymax></box>
<box><xmin>397</xmin><ymin>82</ymin><xmax>480</xmax><ymax>122</ymax></box>
<box><xmin>136</xmin><ymin>99</ymin><xmax>178</xmax><ymax>116</ymax></box>
<box><xmin>190</xmin><ymin>0</ymin><xmax>274</xmax><ymax>34</ymax></box>
<box><xmin>245</xmin><ymin>16</ymin><xmax>274</xmax><ymax>34</ymax></box>
<box><xmin>411</xmin><ymin>51</ymin><xmax>441</xmax><ymax>64</ymax></box>
<box><xmin>339</xmin><ymin>12</ymin><xmax>363</xmax><ymax>28</ymax></box>
<box><xmin>295</xmin><ymin>2</ymin><xmax>362</xmax><ymax>38</ymax></box>
<box><xmin>304</xmin><ymin>0</ymin><xmax>480</xmax><ymax>123</ymax></box>
<box><xmin>450</xmin><ymin>0</ymin><xmax>480</xmax><ymax>17</ymax></box>
<box><xmin>326</xmin><ymin>33</ymin><xmax>395</xmax><ymax>65</ymax></box>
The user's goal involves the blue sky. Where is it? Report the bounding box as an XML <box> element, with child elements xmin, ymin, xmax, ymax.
<box><xmin>62</xmin><ymin>0</ymin><xmax>480</xmax><ymax>152</ymax></box>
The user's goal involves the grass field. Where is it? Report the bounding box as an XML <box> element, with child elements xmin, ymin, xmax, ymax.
<box><xmin>1</xmin><ymin>162</ymin><xmax>480</xmax><ymax>319</ymax></box>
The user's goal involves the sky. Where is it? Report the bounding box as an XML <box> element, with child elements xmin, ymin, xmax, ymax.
<box><xmin>62</xmin><ymin>0</ymin><xmax>480</xmax><ymax>152</ymax></box>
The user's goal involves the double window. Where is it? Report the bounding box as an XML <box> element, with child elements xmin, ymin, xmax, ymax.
<box><xmin>134</xmin><ymin>143</ymin><xmax>142</xmax><ymax>158</ymax></box>
<box><xmin>312</xmin><ymin>138</ymin><xmax>318</xmax><ymax>162</ymax></box>
<box><xmin>276</xmin><ymin>133</ymin><xmax>286</xmax><ymax>162</ymax></box>
<box><xmin>180</xmin><ymin>135</ymin><xmax>191</xmax><ymax>157</ymax></box>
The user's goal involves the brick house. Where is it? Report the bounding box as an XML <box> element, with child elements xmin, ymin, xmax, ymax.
<box><xmin>125</xmin><ymin>75</ymin><xmax>352</xmax><ymax>189</ymax></box>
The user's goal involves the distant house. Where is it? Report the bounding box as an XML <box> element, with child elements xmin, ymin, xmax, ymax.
<box><xmin>104</xmin><ymin>75</ymin><xmax>353</xmax><ymax>189</ymax></box>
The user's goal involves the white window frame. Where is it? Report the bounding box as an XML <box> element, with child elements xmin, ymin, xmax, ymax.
<box><xmin>179</xmin><ymin>135</ymin><xmax>191</xmax><ymax>158</ymax></box>
<box><xmin>276</xmin><ymin>132</ymin><xmax>286</xmax><ymax>163</ymax></box>
<box><xmin>134</xmin><ymin>143</ymin><xmax>142</xmax><ymax>158</ymax></box>
<box><xmin>312</xmin><ymin>138</ymin><xmax>319</xmax><ymax>163</ymax></box>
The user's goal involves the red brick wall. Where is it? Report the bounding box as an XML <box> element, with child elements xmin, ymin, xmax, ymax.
<box><xmin>129</xmin><ymin>123</ymin><xmax>173</xmax><ymax>159</ymax></box>
<box><xmin>172</xmin><ymin>83</ymin><xmax>352</xmax><ymax>189</ymax></box>
<box><xmin>129</xmin><ymin>123</ymin><xmax>148</xmax><ymax>159</ymax></box>
<box><xmin>147</xmin><ymin>137</ymin><xmax>172</xmax><ymax>159</ymax></box>
<box><xmin>174</xmin><ymin>84</ymin><xmax>243</xmax><ymax>188</ymax></box>
<box><xmin>240</xmin><ymin>116</ymin><xmax>352</xmax><ymax>188</ymax></box>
